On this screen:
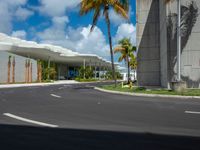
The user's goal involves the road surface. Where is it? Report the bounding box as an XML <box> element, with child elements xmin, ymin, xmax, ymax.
<box><xmin>0</xmin><ymin>82</ymin><xmax>200</xmax><ymax>150</ymax></box>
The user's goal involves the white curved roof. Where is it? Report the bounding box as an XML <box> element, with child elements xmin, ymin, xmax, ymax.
<box><xmin>0</xmin><ymin>33</ymin><xmax>113</xmax><ymax>67</ymax></box>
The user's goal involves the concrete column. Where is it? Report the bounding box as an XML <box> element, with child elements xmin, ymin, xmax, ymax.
<box><xmin>7</xmin><ymin>56</ymin><xmax>11</xmax><ymax>84</ymax></box>
<box><xmin>99</xmin><ymin>63</ymin><xmax>101</xmax><ymax>80</ymax></box>
<box><xmin>47</xmin><ymin>56</ymin><xmax>51</xmax><ymax>80</ymax></box>
<box><xmin>12</xmin><ymin>56</ymin><xmax>15</xmax><ymax>83</ymax></box>
<box><xmin>25</xmin><ymin>59</ymin><xmax>28</xmax><ymax>83</ymax></box>
<box><xmin>83</xmin><ymin>59</ymin><xmax>86</xmax><ymax>79</ymax></box>
<box><xmin>30</xmin><ymin>62</ymin><xmax>32</xmax><ymax>83</ymax></box>
<box><xmin>94</xmin><ymin>62</ymin><xmax>97</xmax><ymax>79</ymax></box>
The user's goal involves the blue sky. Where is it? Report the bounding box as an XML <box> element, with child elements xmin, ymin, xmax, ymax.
<box><xmin>0</xmin><ymin>0</ymin><xmax>136</xmax><ymax>61</ymax></box>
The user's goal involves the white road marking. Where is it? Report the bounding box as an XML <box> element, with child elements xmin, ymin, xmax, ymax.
<box><xmin>185</xmin><ymin>111</ymin><xmax>200</xmax><ymax>114</ymax></box>
<box><xmin>50</xmin><ymin>94</ymin><xmax>61</xmax><ymax>98</ymax></box>
<box><xmin>3</xmin><ymin>113</ymin><xmax>58</xmax><ymax>128</ymax></box>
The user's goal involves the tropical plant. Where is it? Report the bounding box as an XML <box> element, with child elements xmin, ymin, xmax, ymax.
<box><xmin>129</xmin><ymin>54</ymin><xmax>137</xmax><ymax>81</ymax></box>
<box><xmin>80</xmin><ymin>0</ymin><xmax>129</xmax><ymax>87</ymax></box>
<box><xmin>44</xmin><ymin>67</ymin><xmax>57</xmax><ymax>80</ymax></box>
<box><xmin>78</xmin><ymin>66</ymin><xmax>94</xmax><ymax>79</ymax></box>
<box><xmin>114</xmin><ymin>38</ymin><xmax>136</xmax><ymax>83</ymax></box>
<box><xmin>105</xmin><ymin>70</ymin><xmax>122</xmax><ymax>80</ymax></box>
<box><xmin>129</xmin><ymin>54</ymin><xmax>137</xmax><ymax>70</ymax></box>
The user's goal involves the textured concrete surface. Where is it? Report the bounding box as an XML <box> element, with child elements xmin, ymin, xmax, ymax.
<box><xmin>0</xmin><ymin>51</ymin><xmax>37</xmax><ymax>83</ymax></box>
<box><xmin>137</xmin><ymin>0</ymin><xmax>161</xmax><ymax>86</ymax></box>
<box><xmin>137</xmin><ymin>0</ymin><xmax>200</xmax><ymax>88</ymax></box>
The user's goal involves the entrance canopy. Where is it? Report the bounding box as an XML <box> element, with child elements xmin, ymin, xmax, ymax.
<box><xmin>0</xmin><ymin>33</ymin><xmax>113</xmax><ymax>68</ymax></box>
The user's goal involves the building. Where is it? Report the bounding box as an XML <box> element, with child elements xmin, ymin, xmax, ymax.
<box><xmin>0</xmin><ymin>33</ymin><xmax>112</xmax><ymax>84</ymax></box>
<box><xmin>136</xmin><ymin>0</ymin><xmax>200</xmax><ymax>88</ymax></box>
<box><xmin>118</xmin><ymin>66</ymin><xmax>137</xmax><ymax>81</ymax></box>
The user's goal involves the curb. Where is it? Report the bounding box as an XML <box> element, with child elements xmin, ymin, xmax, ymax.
<box><xmin>94</xmin><ymin>87</ymin><xmax>200</xmax><ymax>99</ymax></box>
<box><xmin>0</xmin><ymin>82</ymin><xmax>80</xmax><ymax>89</ymax></box>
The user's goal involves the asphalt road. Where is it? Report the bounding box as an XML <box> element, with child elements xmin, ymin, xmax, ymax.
<box><xmin>0</xmin><ymin>82</ymin><xmax>200</xmax><ymax>150</ymax></box>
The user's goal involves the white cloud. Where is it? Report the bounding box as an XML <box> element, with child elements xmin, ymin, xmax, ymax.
<box><xmin>36</xmin><ymin>21</ymin><xmax>136</xmax><ymax>61</ymax></box>
<box><xmin>38</xmin><ymin>0</ymin><xmax>81</xmax><ymax>16</ymax></box>
<box><xmin>11</xmin><ymin>30</ymin><xmax>27</xmax><ymax>39</ymax></box>
<box><xmin>109</xmin><ymin>7</ymin><xmax>134</xmax><ymax>26</ymax></box>
<box><xmin>0</xmin><ymin>0</ymin><xmax>31</xmax><ymax>34</ymax></box>
<box><xmin>37</xmin><ymin>24</ymin><xmax>110</xmax><ymax>59</ymax></box>
<box><xmin>109</xmin><ymin>9</ymin><xmax>127</xmax><ymax>26</ymax></box>
<box><xmin>114</xmin><ymin>23</ymin><xmax>136</xmax><ymax>45</ymax></box>
<box><xmin>15</xmin><ymin>7</ymin><xmax>34</xmax><ymax>20</ymax></box>
<box><xmin>37</xmin><ymin>16</ymin><xmax>69</xmax><ymax>41</ymax></box>
<box><xmin>0</xmin><ymin>2</ymin><xmax>12</xmax><ymax>33</ymax></box>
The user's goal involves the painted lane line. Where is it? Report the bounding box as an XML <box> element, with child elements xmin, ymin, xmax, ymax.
<box><xmin>3</xmin><ymin>113</ymin><xmax>58</xmax><ymax>128</ymax></box>
<box><xmin>50</xmin><ymin>94</ymin><xmax>61</xmax><ymax>98</ymax></box>
<box><xmin>185</xmin><ymin>111</ymin><xmax>200</xmax><ymax>114</ymax></box>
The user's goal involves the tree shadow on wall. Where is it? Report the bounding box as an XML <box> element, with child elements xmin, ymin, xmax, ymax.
<box><xmin>167</xmin><ymin>1</ymin><xmax>199</xmax><ymax>87</ymax></box>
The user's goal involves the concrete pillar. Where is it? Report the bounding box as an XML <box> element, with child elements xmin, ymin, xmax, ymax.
<box><xmin>99</xmin><ymin>63</ymin><xmax>101</xmax><ymax>80</ymax></box>
<box><xmin>30</xmin><ymin>62</ymin><xmax>32</xmax><ymax>83</ymax></box>
<box><xmin>83</xmin><ymin>59</ymin><xmax>86</xmax><ymax>79</ymax></box>
<box><xmin>47</xmin><ymin>56</ymin><xmax>51</xmax><ymax>80</ymax></box>
<box><xmin>94</xmin><ymin>62</ymin><xmax>97</xmax><ymax>79</ymax></box>
<box><xmin>12</xmin><ymin>56</ymin><xmax>15</xmax><ymax>83</ymax></box>
<box><xmin>7</xmin><ymin>56</ymin><xmax>11</xmax><ymax>84</ymax></box>
<box><xmin>25</xmin><ymin>59</ymin><xmax>28</xmax><ymax>83</ymax></box>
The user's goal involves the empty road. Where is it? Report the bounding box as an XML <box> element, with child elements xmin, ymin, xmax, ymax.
<box><xmin>0</xmin><ymin>82</ymin><xmax>200</xmax><ymax>150</ymax></box>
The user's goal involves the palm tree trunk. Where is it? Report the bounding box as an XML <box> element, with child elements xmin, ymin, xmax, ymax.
<box><xmin>25</xmin><ymin>60</ymin><xmax>28</xmax><ymax>83</ymax></box>
<box><xmin>39</xmin><ymin>63</ymin><xmax>42</xmax><ymax>82</ymax></box>
<box><xmin>12</xmin><ymin>57</ymin><xmax>15</xmax><ymax>83</ymax></box>
<box><xmin>105</xmin><ymin>8</ymin><xmax>117</xmax><ymax>87</ymax></box>
<box><xmin>127</xmin><ymin>56</ymin><xmax>130</xmax><ymax>84</ymax></box>
<box><xmin>7</xmin><ymin>56</ymin><xmax>11</xmax><ymax>84</ymax></box>
<box><xmin>30</xmin><ymin>62</ymin><xmax>32</xmax><ymax>83</ymax></box>
<box><xmin>27</xmin><ymin>59</ymin><xmax>30</xmax><ymax>83</ymax></box>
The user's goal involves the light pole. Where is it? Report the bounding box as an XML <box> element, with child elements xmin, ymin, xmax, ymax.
<box><xmin>177</xmin><ymin>0</ymin><xmax>181</xmax><ymax>81</ymax></box>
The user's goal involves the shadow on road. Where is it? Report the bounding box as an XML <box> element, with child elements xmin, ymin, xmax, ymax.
<box><xmin>0</xmin><ymin>124</ymin><xmax>200</xmax><ymax>150</ymax></box>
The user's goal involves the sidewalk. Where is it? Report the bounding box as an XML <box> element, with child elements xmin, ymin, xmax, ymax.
<box><xmin>0</xmin><ymin>80</ymin><xmax>79</xmax><ymax>89</ymax></box>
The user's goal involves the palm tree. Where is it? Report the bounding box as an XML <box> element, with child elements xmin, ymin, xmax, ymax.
<box><xmin>80</xmin><ymin>0</ymin><xmax>129</xmax><ymax>87</ymax></box>
<box><xmin>114</xmin><ymin>38</ymin><xmax>136</xmax><ymax>83</ymax></box>
<box><xmin>129</xmin><ymin>54</ymin><xmax>137</xmax><ymax>81</ymax></box>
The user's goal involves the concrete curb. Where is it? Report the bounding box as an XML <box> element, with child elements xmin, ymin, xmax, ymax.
<box><xmin>94</xmin><ymin>87</ymin><xmax>200</xmax><ymax>99</ymax></box>
<box><xmin>0</xmin><ymin>81</ymin><xmax>80</xmax><ymax>89</ymax></box>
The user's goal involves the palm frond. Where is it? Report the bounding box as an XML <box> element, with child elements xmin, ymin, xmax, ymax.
<box><xmin>113</xmin><ymin>3</ymin><xmax>129</xmax><ymax>19</ymax></box>
<box><xmin>90</xmin><ymin>6</ymin><xmax>101</xmax><ymax>32</ymax></box>
<box><xmin>80</xmin><ymin>0</ymin><xmax>96</xmax><ymax>15</ymax></box>
<box><xmin>114</xmin><ymin>46</ymin><xmax>125</xmax><ymax>53</ymax></box>
<box><xmin>118</xmin><ymin>55</ymin><xmax>126</xmax><ymax>62</ymax></box>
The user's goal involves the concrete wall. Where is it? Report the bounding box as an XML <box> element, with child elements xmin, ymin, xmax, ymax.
<box><xmin>166</xmin><ymin>0</ymin><xmax>200</xmax><ymax>88</ymax></box>
<box><xmin>137</xmin><ymin>0</ymin><xmax>200</xmax><ymax>88</ymax></box>
<box><xmin>136</xmin><ymin>0</ymin><xmax>161</xmax><ymax>86</ymax></box>
<box><xmin>0</xmin><ymin>51</ymin><xmax>37</xmax><ymax>83</ymax></box>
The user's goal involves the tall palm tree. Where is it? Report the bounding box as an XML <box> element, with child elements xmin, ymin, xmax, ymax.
<box><xmin>129</xmin><ymin>54</ymin><xmax>137</xmax><ymax>81</ymax></box>
<box><xmin>114</xmin><ymin>38</ymin><xmax>136</xmax><ymax>83</ymax></box>
<box><xmin>80</xmin><ymin>0</ymin><xmax>129</xmax><ymax>87</ymax></box>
